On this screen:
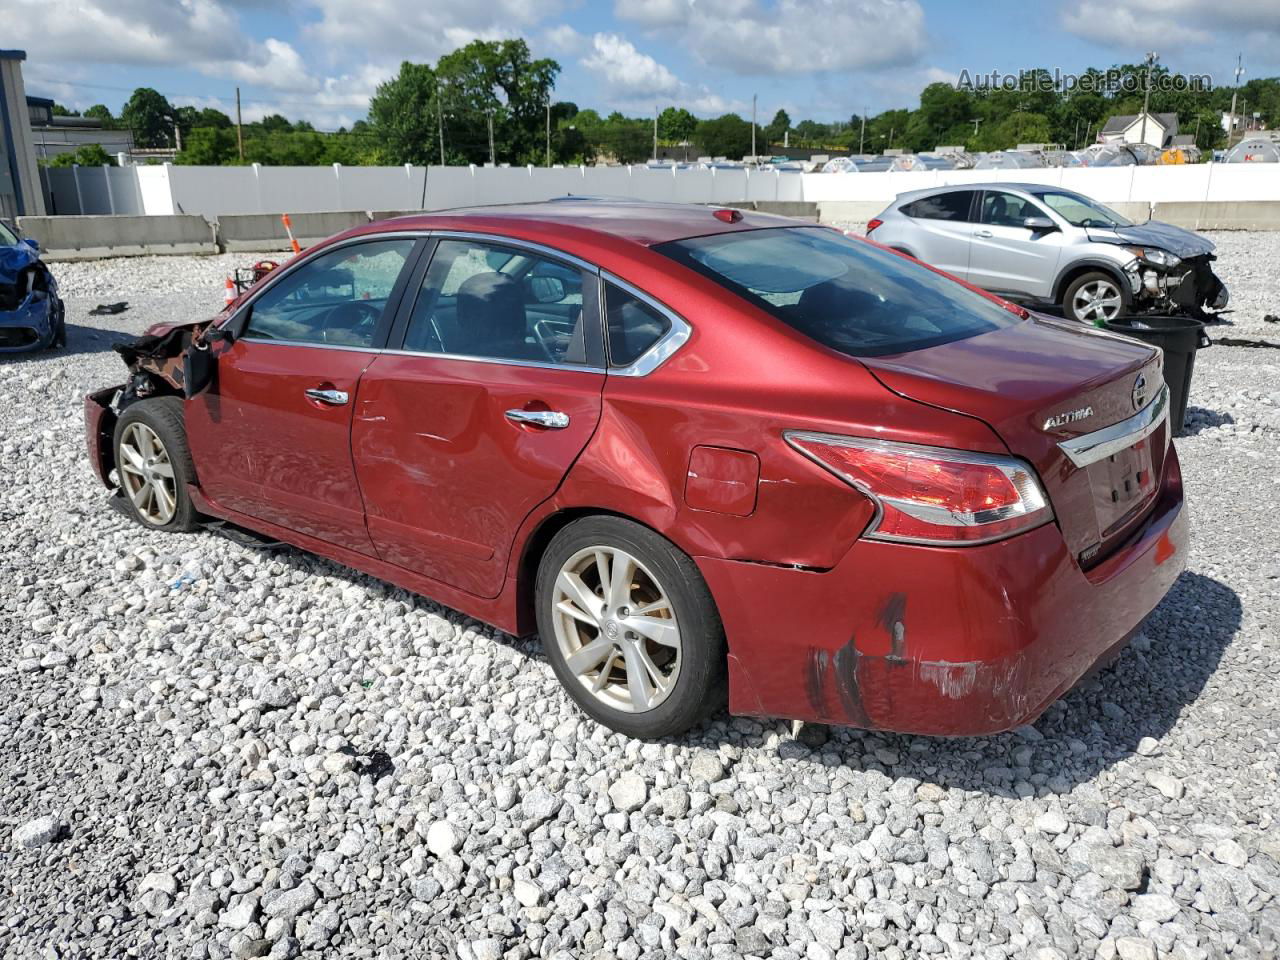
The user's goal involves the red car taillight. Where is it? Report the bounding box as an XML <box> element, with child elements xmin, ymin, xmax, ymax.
<box><xmin>785</xmin><ymin>432</ymin><xmax>1053</xmax><ymax>545</ymax></box>
<box><xmin>866</xmin><ymin>218</ymin><xmax>883</xmax><ymax>233</ymax></box>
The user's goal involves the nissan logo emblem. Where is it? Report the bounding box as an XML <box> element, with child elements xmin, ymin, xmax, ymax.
<box><xmin>1132</xmin><ymin>373</ymin><xmax>1148</xmax><ymax>411</ymax></box>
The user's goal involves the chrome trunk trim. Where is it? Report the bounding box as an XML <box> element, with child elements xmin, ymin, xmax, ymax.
<box><xmin>1058</xmin><ymin>384</ymin><xmax>1169</xmax><ymax>468</ymax></box>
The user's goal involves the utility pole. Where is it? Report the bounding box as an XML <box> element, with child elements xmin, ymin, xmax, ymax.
<box><xmin>173</xmin><ymin>120</ymin><xmax>182</xmax><ymax>153</ymax></box>
<box><xmin>546</xmin><ymin>101</ymin><xmax>552</xmax><ymax>166</ymax></box>
<box><xmin>859</xmin><ymin>109</ymin><xmax>866</xmax><ymax>155</ymax></box>
<box><xmin>1228</xmin><ymin>53</ymin><xmax>1244</xmax><ymax>149</ymax></box>
<box><xmin>1138</xmin><ymin>52</ymin><xmax>1158</xmax><ymax>147</ymax></box>
<box><xmin>750</xmin><ymin>94</ymin><xmax>757</xmax><ymax>159</ymax></box>
<box><xmin>486</xmin><ymin>109</ymin><xmax>495</xmax><ymax>166</ymax></box>
<box><xmin>437</xmin><ymin>97</ymin><xmax>445</xmax><ymax>166</ymax></box>
<box><xmin>653</xmin><ymin>107</ymin><xmax>658</xmax><ymax>162</ymax></box>
<box><xmin>235</xmin><ymin>87</ymin><xmax>244</xmax><ymax>161</ymax></box>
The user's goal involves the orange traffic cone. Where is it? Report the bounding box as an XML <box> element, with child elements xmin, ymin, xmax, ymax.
<box><xmin>224</xmin><ymin>276</ymin><xmax>236</xmax><ymax>307</ymax></box>
<box><xmin>281</xmin><ymin>213</ymin><xmax>301</xmax><ymax>255</ymax></box>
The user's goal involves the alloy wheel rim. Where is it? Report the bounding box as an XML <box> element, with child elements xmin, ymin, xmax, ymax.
<box><xmin>118</xmin><ymin>422</ymin><xmax>177</xmax><ymax>526</ymax></box>
<box><xmin>1074</xmin><ymin>280</ymin><xmax>1122</xmax><ymax>321</ymax></box>
<box><xmin>551</xmin><ymin>546</ymin><xmax>681</xmax><ymax>713</ymax></box>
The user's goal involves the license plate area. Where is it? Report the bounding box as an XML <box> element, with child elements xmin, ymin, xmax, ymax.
<box><xmin>1088</xmin><ymin>436</ymin><xmax>1159</xmax><ymax>540</ymax></box>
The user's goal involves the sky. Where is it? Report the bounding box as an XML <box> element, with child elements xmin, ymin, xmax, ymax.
<box><xmin>6</xmin><ymin>0</ymin><xmax>1279</xmax><ymax>131</ymax></box>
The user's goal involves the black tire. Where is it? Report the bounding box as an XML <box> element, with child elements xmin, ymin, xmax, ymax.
<box><xmin>46</xmin><ymin>300</ymin><xmax>66</xmax><ymax>350</ymax></box>
<box><xmin>1062</xmin><ymin>270</ymin><xmax>1130</xmax><ymax>324</ymax></box>
<box><xmin>112</xmin><ymin>396</ymin><xmax>200</xmax><ymax>533</ymax></box>
<box><xmin>535</xmin><ymin>516</ymin><xmax>727</xmax><ymax>739</ymax></box>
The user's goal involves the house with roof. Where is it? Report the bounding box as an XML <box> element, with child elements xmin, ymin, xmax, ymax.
<box><xmin>1098</xmin><ymin>112</ymin><xmax>1180</xmax><ymax>149</ymax></box>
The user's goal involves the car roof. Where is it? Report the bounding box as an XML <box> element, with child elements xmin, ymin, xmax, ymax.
<box><xmin>894</xmin><ymin>181</ymin><xmax>1067</xmax><ymax>203</ymax></box>
<box><xmin>370</xmin><ymin>198</ymin><xmax>799</xmax><ymax>247</ymax></box>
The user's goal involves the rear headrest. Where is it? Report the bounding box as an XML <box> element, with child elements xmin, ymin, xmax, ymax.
<box><xmin>456</xmin><ymin>273</ymin><xmax>525</xmax><ymax>346</ymax></box>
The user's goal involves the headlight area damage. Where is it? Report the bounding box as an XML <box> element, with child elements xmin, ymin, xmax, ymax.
<box><xmin>0</xmin><ymin>243</ymin><xmax>65</xmax><ymax>352</ymax></box>
<box><xmin>85</xmin><ymin>318</ymin><xmax>219</xmax><ymax>488</ymax></box>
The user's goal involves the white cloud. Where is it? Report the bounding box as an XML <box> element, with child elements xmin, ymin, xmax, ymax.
<box><xmin>613</xmin><ymin>0</ymin><xmax>694</xmax><ymax>27</ymax></box>
<box><xmin>301</xmin><ymin>0</ymin><xmax>566</xmax><ymax>63</ymax></box>
<box><xmin>1060</xmin><ymin>0</ymin><xmax>1280</xmax><ymax>50</ymax></box>
<box><xmin>617</xmin><ymin>0</ymin><xmax>926</xmax><ymax>74</ymax></box>
<box><xmin>542</xmin><ymin>24</ymin><xmax>588</xmax><ymax>55</ymax></box>
<box><xmin>581</xmin><ymin>33</ymin><xmax>681</xmax><ymax>99</ymax></box>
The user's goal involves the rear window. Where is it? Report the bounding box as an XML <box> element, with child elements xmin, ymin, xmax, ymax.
<box><xmin>901</xmin><ymin>190</ymin><xmax>974</xmax><ymax>221</ymax></box>
<box><xmin>655</xmin><ymin>227</ymin><xmax>1019</xmax><ymax>357</ymax></box>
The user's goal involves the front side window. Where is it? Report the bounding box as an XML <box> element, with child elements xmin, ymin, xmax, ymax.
<box><xmin>655</xmin><ymin>227</ymin><xmax>1019</xmax><ymax>358</ymax></box>
<box><xmin>245</xmin><ymin>239</ymin><xmax>414</xmax><ymax>347</ymax></box>
<box><xmin>1032</xmin><ymin>190</ymin><xmax>1133</xmax><ymax>228</ymax></box>
<box><xmin>0</xmin><ymin>221</ymin><xmax>19</xmax><ymax>245</ymax></box>
<box><xmin>402</xmin><ymin>239</ymin><xmax>592</xmax><ymax>365</ymax></box>
<box><xmin>979</xmin><ymin>191</ymin><xmax>1040</xmax><ymax>227</ymax></box>
<box><xmin>901</xmin><ymin>190</ymin><xmax>975</xmax><ymax>222</ymax></box>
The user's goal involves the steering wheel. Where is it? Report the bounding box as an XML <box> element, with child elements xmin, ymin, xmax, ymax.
<box><xmin>318</xmin><ymin>301</ymin><xmax>381</xmax><ymax>345</ymax></box>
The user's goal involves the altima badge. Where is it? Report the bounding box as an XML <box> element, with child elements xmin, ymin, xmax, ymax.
<box><xmin>1043</xmin><ymin>407</ymin><xmax>1094</xmax><ymax>430</ymax></box>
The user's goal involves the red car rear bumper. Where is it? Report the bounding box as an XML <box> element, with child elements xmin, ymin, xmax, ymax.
<box><xmin>699</xmin><ymin>444</ymin><xmax>1188</xmax><ymax>736</ymax></box>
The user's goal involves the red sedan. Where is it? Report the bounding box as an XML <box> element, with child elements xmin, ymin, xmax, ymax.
<box><xmin>84</xmin><ymin>201</ymin><xmax>1186</xmax><ymax>739</ymax></box>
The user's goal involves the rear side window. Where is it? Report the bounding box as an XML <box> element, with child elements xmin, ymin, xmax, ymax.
<box><xmin>604</xmin><ymin>282</ymin><xmax>670</xmax><ymax>367</ymax></box>
<box><xmin>901</xmin><ymin>191</ymin><xmax>975</xmax><ymax>221</ymax></box>
<box><xmin>655</xmin><ymin>227</ymin><xmax>1019</xmax><ymax>358</ymax></box>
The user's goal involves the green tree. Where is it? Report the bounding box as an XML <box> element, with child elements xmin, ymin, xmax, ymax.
<box><xmin>764</xmin><ymin>108</ymin><xmax>791</xmax><ymax>146</ymax></box>
<box><xmin>121</xmin><ymin>87</ymin><xmax>175</xmax><ymax>147</ymax></box>
<box><xmin>657</xmin><ymin>106</ymin><xmax>697</xmax><ymax>142</ymax></box>
<box><xmin>52</xmin><ymin>103</ymin><xmax>80</xmax><ymax>117</ymax></box>
<box><xmin>370</xmin><ymin>61</ymin><xmax>441</xmax><ymax>165</ymax></box>
<box><xmin>48</xmin><ymin>144</ymin><xmax>114</xmax><ymax>167</ymax></box>
<box><xmin>696</xmin><ymin>114</ymin><xmax>759</xmax><ymax>159</ymax></box>
<box><xmin>84</xmin><ymin>104</ymin><xmax>116</xmax><ymax>128</ymax></box>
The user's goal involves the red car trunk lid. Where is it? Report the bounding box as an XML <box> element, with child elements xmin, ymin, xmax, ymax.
<box><xmin>859</xmin><ymin>314</ymin><xmax>1167</xmax><ymax>563</ymax></box>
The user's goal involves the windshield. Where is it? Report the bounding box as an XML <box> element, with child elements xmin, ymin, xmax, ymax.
<box><xmin>1032</xmin><ymin>190</ymin><xmax>1134</xmax><ymax>228</ymax></box>
<box><xmin>655</xmin><ymin>227</ymin><xmax>1020</xmax><ymax>358</ymax></box>
<box><xmin>0</xmin><ymin>221</ymin><xmax>18</xmax><ymax>246</ymax></box>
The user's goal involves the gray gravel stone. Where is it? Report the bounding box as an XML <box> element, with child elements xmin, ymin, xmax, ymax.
<box><xmin>0</xmin><ymin>252</ymin><xmax>1277</xmax><ymax>959</ymax></box>
<box><xmin>12</xmin><ymin>815</ymin><xmax>62</xmax><ymax>848</ymax></box>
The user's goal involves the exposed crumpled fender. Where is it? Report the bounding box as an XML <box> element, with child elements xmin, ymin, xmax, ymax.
<box><xmin>114</xmin><ymin>318</ymin><xmax>215</xmax><ymax>392</ymax></box>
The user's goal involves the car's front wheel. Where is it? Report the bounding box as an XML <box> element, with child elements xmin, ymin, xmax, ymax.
<box><xmin>535</xmin><ymin>516</ymin><xmax>727</xmax><ymax>739</ymax></box>
<box><xmin>112</xmin><ymin>396</ymin><xmax>200</xmax><ymax>532</ymax></box>
<box><xmin>1063</xmin><ymin>271</ymin><xmax>1128</xmax><ymax>324</ymax></box>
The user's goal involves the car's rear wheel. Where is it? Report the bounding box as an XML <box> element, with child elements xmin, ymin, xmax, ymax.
<box><xmin>1063</xmin><ymin>271</ymin><xmax>1128</xmax><ymax>324</ymax></box>
<box><xmin>535</xmin><ymin>516</ymin><xmax>727</xmax><ymax>739</ymax></box>
<box><xmin>112</xmin><ymin>396</ymin><xmax>200</xmax><ymax>532</ymax></box>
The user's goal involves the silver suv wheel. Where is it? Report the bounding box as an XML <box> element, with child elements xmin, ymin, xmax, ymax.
<box><xmin>1071</xmin><ymin>278</ymin><xmax>1123</xmax><ymax>322</ymax></box>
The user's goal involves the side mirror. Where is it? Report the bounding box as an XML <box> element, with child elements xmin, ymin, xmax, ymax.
<box><xmin>1023</xmin><ymin>215</ymin><xmax>1057</xmax><ymax>232</ymax></box>
<box><xmin>20</xmin><ymin>236</ymin><xmax>40</xmax><ymax>253</ymax></box>
<box><xmin>529</xmin><ymin>276</ymin><xmax>566</xmax><ymax>304</ymax></box>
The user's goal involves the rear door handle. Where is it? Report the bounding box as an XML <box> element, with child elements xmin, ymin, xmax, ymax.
<box><xmin>974</xmin><ymin>229</ymin><xmax>993</xmax><ymax>238</ymax></box>
<box><xmin>305</xmin><ymin>388</ymin><xmax>349</xmax><ymax>405</ymax></box>
<box><xmin>505</xmin><ymin>409</ymin><xmax>570</xmax><ymax>429</ymax></box>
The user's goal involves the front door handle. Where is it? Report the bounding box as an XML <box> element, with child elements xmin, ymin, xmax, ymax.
<box><xmin>305</xmin><ymin>388</ymin><xmax>349</xmax><ymax>405</ymax></box>
<box><xmin>974</xmin><ymin>229</ymin><xmax>993</xmax><ymax>238</ymax></box>
<box><xmin>505</xmin><ymin>409</ymin><xmax>570</xmax><ymax>429</ymax></box>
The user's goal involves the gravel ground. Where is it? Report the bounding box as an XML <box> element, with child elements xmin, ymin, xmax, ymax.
<box><xmin>1</xmin><ymin>243</ymin><xmax>1278</xmax><ymax>960</ymax></box>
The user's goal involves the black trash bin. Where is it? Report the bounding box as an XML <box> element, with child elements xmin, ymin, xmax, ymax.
<box><xmin>1101</xmin><ymin>315</ymin><xmax>1211</xmax><ymax>437</ymax></box>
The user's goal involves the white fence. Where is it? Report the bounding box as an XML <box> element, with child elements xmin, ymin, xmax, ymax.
<box><xmin>37</xmin><ymin>159</ymin><xmax>1280</xmax><ymax>219</ymax></box>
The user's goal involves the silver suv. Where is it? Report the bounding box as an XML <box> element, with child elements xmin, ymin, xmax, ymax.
<box><xmin>867</xmin><ymin>183</ymin><xmax>1229</xmax><ymax>324</ymax></box>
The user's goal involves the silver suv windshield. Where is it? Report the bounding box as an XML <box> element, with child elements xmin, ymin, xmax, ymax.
<box><xmin>655</xmin><ymin>227</ymin><xmax>1020</xmax><ymax>358</ymax></box>
<box><xmin>1031</xmin><ymin>190</ymin><xmax>1133</xmax><ymax>228</ymax></box>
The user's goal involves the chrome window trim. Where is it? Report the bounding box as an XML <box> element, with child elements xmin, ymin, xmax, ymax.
<box><xmin>1057</xmin><ymin>383</ymin><xmax>1169</xmax><ymax>468</ymax></box>
<box><xmin>380</xmin><ymin>348</ymin><xmax>605</xmax><ymax>374</ymax></box>
<box><xmin>600</xmin><ymin>270</ymin><xmax>692</xmax><ymax>377</ymax></box>
<box><xmin>428</xmin><ymin>231</ymin><xmax>599</xmax><ymax>274</ymax></box>
<box><xmin>237</xmin><ymin>336</ymin><xmax>383</xmax><ymax>353</ymax></box>
<box><xmin>229</xmin><ymin>228</ymin><xmax>692</xmax><ymax>377</ymax></box>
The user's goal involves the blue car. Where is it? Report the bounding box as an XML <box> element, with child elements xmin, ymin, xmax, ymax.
<box><xmin>0</xmin><ymin>220</ymin><xmax>64</xmax><ymax>352</ymax></box>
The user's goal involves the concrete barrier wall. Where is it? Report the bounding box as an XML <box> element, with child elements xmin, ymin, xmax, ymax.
<box><xmin>1151</xmin><ymin>201</ymin><xmax>1280</xmax><ymax>230</ymax></box>
<box><xmin>17</xmin><ymin>214</ymin><xmax>217</xmax><ymax>260</ymax></box>
<box><xmin>215</xmin><ymin>210</ymin><xmax>371</xmax><ymax>252</ymax></box>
